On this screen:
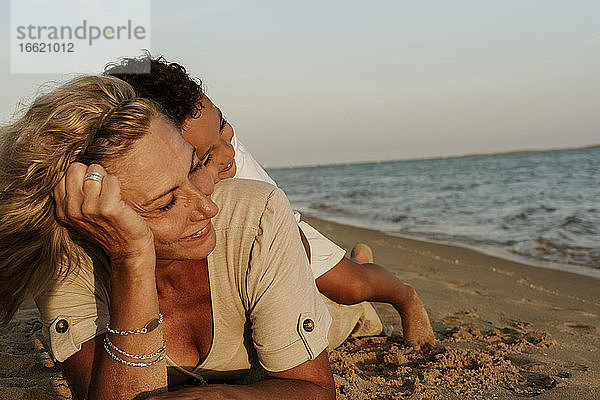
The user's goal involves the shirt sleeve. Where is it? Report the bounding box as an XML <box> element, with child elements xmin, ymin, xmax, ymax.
<box><xmin>34</xmin><ymin>255</ymin><xmax>110</xmax><ymax>363</ymax></box>
<box><xmin>244</xmin><ymin>188</ymin><xmax>332</xmax><ymax>372</ymax></box>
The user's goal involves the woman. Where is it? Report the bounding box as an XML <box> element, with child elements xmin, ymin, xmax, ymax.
<box><xmin>0</xmin><ymin>76</ymin><xmax>335</xmax><ymax>399</ymax></box>
<box><xmin>106</xmin><ymin>55</ymin><xmax>436</xmax><ymax>349</ymax></box>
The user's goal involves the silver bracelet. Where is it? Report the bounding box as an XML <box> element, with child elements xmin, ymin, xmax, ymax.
<box><xmin>102</xmin><ymin>337</ymin><xmax>166</xmax><ymax>368</ymax></box>
<box><xmin>103</xmin><ymin>336</ymin><xmax>166</xmax><ymax>360</ymax></box>
<box><xmin>106</xmin><ymin>313</ymin><xmax>163</xmax><ymax>335</ymax></box>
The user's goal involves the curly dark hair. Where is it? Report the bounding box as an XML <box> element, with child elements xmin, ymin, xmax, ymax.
<box><xmin>103</xmin><ymin>54</ymin><xmax>204</xmax><ymax>127</ymax></box>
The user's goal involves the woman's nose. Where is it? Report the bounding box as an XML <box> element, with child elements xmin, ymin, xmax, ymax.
<box><xmin>189</xmin><ymin>195</ymin><xmax>219</xmax><ymax>222</ymax></box>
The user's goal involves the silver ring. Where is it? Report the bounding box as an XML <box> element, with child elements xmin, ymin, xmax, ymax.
<box><xmin>83</xmin><ymin>172</ymin><xmax>104</xmax><ymax>183</ymax></box>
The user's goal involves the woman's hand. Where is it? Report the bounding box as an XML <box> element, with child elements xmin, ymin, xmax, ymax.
<box><xmin>53</xmin><ymin>163</ymin><xmax>155</xmax><ymax>267</ymax></box>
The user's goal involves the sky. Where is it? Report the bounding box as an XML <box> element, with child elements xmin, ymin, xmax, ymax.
<box><xmin>1</xmin><ymin>0</ymin><xmax>599</xmax><ymax>167</ymax></box>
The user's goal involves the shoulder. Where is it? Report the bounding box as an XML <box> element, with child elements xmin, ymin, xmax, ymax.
<box><xmin>211</xmin><ymin>179</ymin><xmax>287</xmax><ymax>232</ymax></box>
<box><xmin>34</xmin><ymin>252</ymin><xmax>111</xmax><ymax>363</ymax></box>
<box><xmin>36</xmin><ymin>251</ymin><xmax>110</xmax><ymax>316</ymax></box>
<box><xmin>213</xmin><ymin>178</ymin><xmax>278</xmax><ymax>204</ymax></box>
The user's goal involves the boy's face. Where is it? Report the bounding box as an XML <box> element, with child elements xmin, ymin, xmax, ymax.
<box><xmin>181</xmin><ymin>97</ymin><xmax>236</xmax><ymax>184</ymax></box>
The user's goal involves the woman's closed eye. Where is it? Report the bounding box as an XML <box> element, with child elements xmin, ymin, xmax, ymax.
<box><xmin>159</xmin><ymin>158</ymin><xmax>208</xmax><ymax>212</ymax></box>
<box><xmin>159</xmin><ymin>195</ymin><xmax>177</xmax><ymax>212</ymax></box>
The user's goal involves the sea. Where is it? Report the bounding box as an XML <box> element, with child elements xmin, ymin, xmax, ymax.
<box><xmin>267</xmin><ymin>147</ymin><xmax>600</xmax><ymax>278</ymax></box>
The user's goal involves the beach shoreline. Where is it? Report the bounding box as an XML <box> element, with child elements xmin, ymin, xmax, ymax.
<box><xmin>307</xmin><ymin>213</ymin><xmax>600</xmax><ymax>280</ymax></box>
<box><xmin>1</xmin><ymin>216</ymin><xmax>599</xmax><ymax>399</ymax></box>
<box><xmin>270</xmin><ymin>147</ymin><xmax>600</xmax><ymax>273</ymax></box>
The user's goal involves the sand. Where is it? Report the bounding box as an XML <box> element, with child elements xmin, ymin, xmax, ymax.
<box><xmin>1</xmin><ymin>215</ymin><xmax>599</xmax><ymax>399</ymax></box>
<box><xmin>0</xmin><ymin>303</ymin><xmax>70</xmax><ymax>400</ymax></box>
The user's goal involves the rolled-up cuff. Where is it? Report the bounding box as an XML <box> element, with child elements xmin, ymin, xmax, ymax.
<box><xmin>257</xmin><ymin>311</ymin><xmax>331</xmax><ymax>372</ymax></box>
<box><xmin>47</xmin><ymin>315</ymin><xmax>108</xmax><ymax>362</ymax></box>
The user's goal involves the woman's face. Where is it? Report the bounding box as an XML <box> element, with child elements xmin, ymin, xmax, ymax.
<box><xmin>110</xmin><ymin>117</ymin><xmax>219</xmax><ymax>263</ymax></box>
<box><xmin>181</xmin><ymin>97</ymin><xmax>236</xmax><ymax>184</ymax></box>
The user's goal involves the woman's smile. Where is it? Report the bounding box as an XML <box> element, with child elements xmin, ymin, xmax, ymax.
<box><xmin>180</xmin><ymin>221</ymin><xmax>213</xmax><ymax>241</ymax></box>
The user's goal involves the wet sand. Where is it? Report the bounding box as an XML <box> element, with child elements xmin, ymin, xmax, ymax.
<box><xmin>1</xmin><ymin>216</ymin><xmax>599</xmax><ymax>399</ymax></box>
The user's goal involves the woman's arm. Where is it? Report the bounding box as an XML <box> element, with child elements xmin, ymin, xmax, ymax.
<box><xmin>148</xmin><ymin>351</ymin><xmax>335</xmax><ymax>400</ymax></box>
<box><xmin>54</xmin><ymin>163</ymin><xmax>167</xmax><ymax>400</ymax></box>
<box><xmin>62</xmin><ymin>338</ymin><xmax>334</xmax><ymax>400</ymax></box>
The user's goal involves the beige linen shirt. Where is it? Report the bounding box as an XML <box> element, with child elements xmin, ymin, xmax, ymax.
<box><xmin>36</xmin><ymin>179</ymin><xmax>332</xmax><ymax>385</ymax></box>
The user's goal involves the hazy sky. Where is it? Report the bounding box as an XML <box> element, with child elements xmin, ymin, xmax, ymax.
<box><xmin>1</xmin><ymin>0</ymin><xmax>599</xmax><ymax>167</ymax></box>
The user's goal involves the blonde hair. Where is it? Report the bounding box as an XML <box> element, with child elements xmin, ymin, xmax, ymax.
<box><xmin>0</xmin><ymin>75</ymin><xmax>166</xmax><ymax>325</ymax></box>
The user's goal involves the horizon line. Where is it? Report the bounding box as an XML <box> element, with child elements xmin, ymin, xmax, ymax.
<box><xmin>265</xmin><ymin>143</ymin><xmax>600</xmax><ymax>170</ymax></box>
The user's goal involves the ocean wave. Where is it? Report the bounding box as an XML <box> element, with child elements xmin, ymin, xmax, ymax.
<box><xmin>503</xmin><ymin>212</ymin><xmax>530</xmax><ymax>223</ymax></box>
<box><xmin>309</xmin><ymin>202</ymin><xmax>345</xmax><ymax>214</ymax></box>
<box><xmin>440</xmin><ymin>184</ymin><xmax>466</xmax><ymax>191</ymax></box>
<box><xmin>390</xmin><ymin>214</ymin><xmax>408</xmax><ymax>223</ymax></box>
<box><xmin>346</xmin><ymin>189</ymin><xmax>372</xmax><ymax>198</ymax></box>
<box><xmin>559</xmin><ymin>215</ymin><xmax>597</xmax><ymax>235</ymax></box>
<box><xmin>512</xmin><ymin>237</ymin><xmax>600</xmax><ymax>269</ymax></box>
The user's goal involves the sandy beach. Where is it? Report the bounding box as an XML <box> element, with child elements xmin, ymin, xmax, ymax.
<box><xmin>1</xmin><ymin>215</ymin><xmax>598</xmax><ymax>400</ymax></box>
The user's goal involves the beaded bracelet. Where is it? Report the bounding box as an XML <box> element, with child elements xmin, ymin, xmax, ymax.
<box><xmin>102</xmin><ymin>336</ymin><xmax>166</xmax><ymax>368</ymax></box>
<box><xmin>103</xmin><ymin>336</ymin><xmax>166</xmax><ymax>360</ymax></box>
<box><xmin>106</xmin><ymin>313</ymin><xmax>163</xmax><ymax>335</ymax></box>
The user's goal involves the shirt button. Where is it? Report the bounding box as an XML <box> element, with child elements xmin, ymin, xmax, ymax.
<box><xmin>55</xmin><ymin>319</ymin><xmax>69</xmax><ymax>333</ymax></box>
<box><xmin>302</xmin><ymin>319</ymin><xmax>315</xmax><ymax>332</ymax></box>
